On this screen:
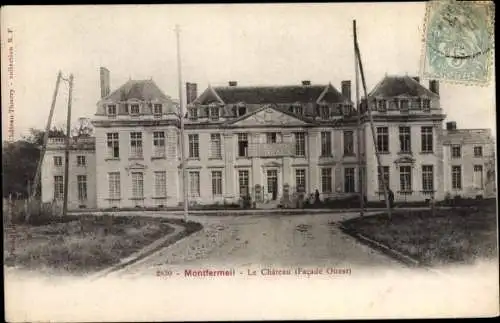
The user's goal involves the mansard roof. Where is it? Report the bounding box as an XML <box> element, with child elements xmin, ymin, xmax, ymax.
<box><xmin>195</xmin><ymin>83</ymin><xmax>349</xmax><ymax>105</ymax></box>
<box><xmin>442</xmin><ymin>128</ymin><xmax>495</xmax><ymax>145</ymax></box>
<box><xmin>369</xmin><ymin>75</ymin><xmax>438</xmax><ymax>98</ymax></box>
<box><xmin>100</xmin><ymin>79</ymin><xmax>171</xmax><ymax>102</ymax></box>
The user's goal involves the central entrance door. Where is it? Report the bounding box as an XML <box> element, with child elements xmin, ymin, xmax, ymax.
<box><xmin>267</xmin><ymin>169</ymin><xmax>278</xmax><ymax>200</ymax></box>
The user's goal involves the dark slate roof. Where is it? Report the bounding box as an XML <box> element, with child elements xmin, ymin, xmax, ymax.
<box><xmin>442</xmin><ymin>129</ymin><xmax>495</xmax><ymax>145</ymax></box>
<box><xmin>103</xmin><ymin>79</ymin><xmax>170</xmax><ymax>102</ymax></box>
<box><xmin>369</xmin><ymin>75</ymin><xmax>438</xmax><ymax>98</ymax></box>
<box><xmin>211</xmin><ymin>84</ymin><xmax>345</xmax><ymax>104</ymax></box>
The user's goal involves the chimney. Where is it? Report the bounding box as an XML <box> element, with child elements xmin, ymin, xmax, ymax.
<box><xmin>100</xmin><ymin>67</ymin><xmax>110</xmax><ymax>98</ymax></box>
<box><xmin>302</xmin><ymin>80</ymin><xmax>311</xmax><ymax>86</ymax></box>
<box><xmin>341</xmin><ymin>80</ymin><xmax>352</xmax><ymax>101</ymax></box>
<box><xmin>446</xmin><ymin>121</ymin><xmax>457</xmax><ymax>131</ymax></box>
<box><xmin>186</xmin><ymin>82</ymin><xmax>198</xmax><ymax>104</ymax></box>
<box><xmin>429</xmin><ymin>80</ymin><xmax>439</xmax><ymax>95</ymax></box>
<box><xmin>412</xmin><ymin>76</ymin><xmax>420</xmax><ymax>83</ymax></box>
<box><xmin>228</xmin><ymin>81</ymin><xmax>238</xmax><ymax>87</ymax></box>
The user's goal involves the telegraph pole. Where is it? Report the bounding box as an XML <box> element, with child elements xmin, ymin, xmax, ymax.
<box><xmin>353</xmin><ymin>21</ymin><xmax>364</xmax><ymax>217</ymax></box>
<box><xmin>62</xmin><ymin>74</ymin><xmax>74</xmax><ymax>217</ymax></box>
<box><xmin>31</xmin><ymin>72</ymin><xmax>62</xmax><ymax>199</ymax></box>
<box><xmin>175</xmin><ymin>24</ymin><xmax>189</xmax><ymax>222</ymax></box>
<box><xmin>353</xmin><ymin>20</ymin><xmax>392</xmax><ymax>218</ymax></box>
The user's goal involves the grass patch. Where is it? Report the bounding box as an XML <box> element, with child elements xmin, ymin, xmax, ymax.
<box><xmin>4</xmin><ymin>214</ymin><xmax>202</xmax><ymax>275</ymax></box>
<box><xmin>341</xmin><ymin>200</ymin><xmax>498</xmax><ymax>266</ymax></box>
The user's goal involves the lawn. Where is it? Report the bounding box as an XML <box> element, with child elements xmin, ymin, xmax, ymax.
<box><xmin>4</xmin><ymin>214</ymin><xmax>202</xmax><ymax>275</ymax></box>
<box><xmin>341</xmin><ymin>200</ymin><xmax>498</xmax><ymax>266</ymax></box>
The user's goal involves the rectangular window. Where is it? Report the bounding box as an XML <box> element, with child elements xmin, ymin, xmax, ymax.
<box><xmin>422</xmin><ymin>165</ymin><xmax>434</xmax><ymax>192</ymax></box>
<box><xmin>399</xmin><ymin>126</ymin><xmax>411</xmax><ymax>153</ymax></box>
<box><xmin>320</xmin><ymin>105</ymin><xmax>330</xmax><ymax>119</ymax></box>
<box><xmin>211</xmin><ymin>171</ymin><xmax>223</xmax><ymax>196</ymax></box>
<box><xmin>421</xmin><ymin>126</ymin><xmax>433</xmax><ymax>153</ymax></box>
<box><xmin>321</xmin><ymin>131</ymin><xmax>332</xmax><ymax>156</ymax></box>
<box><xmin>210</xmin><ymin>106</ymin><xmax>219</xmax><ymax>120</ymax></box>
<box><xmin>294</xmin><ymin>132</ymin><xmax>306</xmax><ymax>156</ymax></box>
<box><xmin>267</xmin><ymin>170</ymin><xmax>278</xmax><ymax>194</ymax></box>
<box><xmin>108</xmin><ymin>172</ymin><xmax>121</xmax><ymax>199</ymax></box>
<box><xmin>321</xmin><ymin>168</ymin><xmax>332</xmax><ymax>193</ymax></box>
<box><xmin>238</xmin><ymin>170</ymin><xmax>249</xmax><ymax>196</ymax></box>
<box><xmin>210</xmin><ymin>133</ymin><xmax>222</xmax><ymax>159</ymax></box>
<box><xmin>153</xmin><ymin>131</ymin><xmax>166</xmax><ymax>158</ymax></box>
<box><xmin>378</xmin><ymin>166</ymin><xmax>390</xmax><ymax>193</ymax></box>
<box><xmin>343</xmin><ymin>130</ymin><xmax>354</xmax><ymax>155</ymax></box>
<box><xmin>451</xmin><ymin>145</ymin><xmax>461</xmax><ymax>158</ymax></box>
<box><xmin>188</xmin><ymin>134</ymin><xmax>199</xmax><ymax>158</ymax></box>
<box><xmin>131</xmin><ymin>172</ymin><xmax>144</xmax><ymax>198</ymax></box>
<box><xmin>77</xmin><ymin>175</ymin><xmax>87</xmax><ymax>201</ymax></box>
<box><xmin>130</xmin><ymin>132</ymin><xmax>143</xmax><ymax>158</ymax></box>
<box><xmin>76</xmin><ymin>155</ymin><xmax>87</xmax><ymax>167</ymax></box>
<box><xmin>400</xmin><ymin>99</ymin><xmax>409</xmax><ymax>112</ymax></box>
<box><xmin>377</xmin><ymin>100</ymin><xmax>387</xmax><ymax>112</ymax></box>
<box><xmin>422</xmin><ymin>99</ymin><xmax>431</xmax><ymax>112</ymax></box>
<box><xmin>153</xmin><ymin>104</ymin><xmax>162</xmax><ymax>115</ymax></box>
<box><xmin>107</xmin><ymin>133</ymin><xmax>120</xmax><ymax>158</ymax></box>
<box><xmin>237</xmin><ymin>133</ymin><xmax>248</xmax><ymax>157</ymax></box>
<box><xmin>130</xmin><ymin>104</ymin><xmax>140</xmax><ymax>115</ymax></box>
<box><xmin>473</xmin><ymin>165</ymin><xmax>484</xmax><ymax>189</ymax></box>
<box><xmin>376</xmin><ymin>127</ymin><xmax>389</xmax><ymax>153</ymax></box>
<box><xmin>154</xmin><ymin>171</ymin><xmax>167</xmax><ymax>198</ymax></box>
<box><xmin>189</xmin><ymin>171</ymin><xmax>200</xmax><ymax>197</ymax></box>
<box><xmin>53</xmin><ymin>156</ymin><xmax>63</xmax><ymax>167</ymax></box>
<box><xmin>189</xmin><ymin>107</ymin><xmax>198</xmax><ymax>120</ymax></box>
<box><xmin>399</xmin><ymin>166</ymin><xmax>412</xmax><ymax>192</ymax></box>
<box><xmin>266</xmin><ymin>132</ymin><xmax>277</xmax><ymax>144</ymax></box>
<box><xmin>474</xmin><ymin>146</ymin><xmax>483</xmax><ymax>157</ymax></box>
<box><xmin>295</xmin><ymin>169</ymin><xmax>306</xmax><ymax>191</ymax></box>
<box><xmin>344</xmin><ymin>167</ymin><xmax>355</xmax><ymax>193</ymax></box>
<box><xmin>107</xmin><ymin>104</ymin><xmax>117</xmax><ymax>116</ymax></box>
<box><xmin>451</xmin><ymin>166</ymin><xmax>462</xmax><ymax>190</ymax></box>
<box><xmin>54</xmin><ymin>176</ymin><xmax>64</xmax><ymax>200</ymax></box>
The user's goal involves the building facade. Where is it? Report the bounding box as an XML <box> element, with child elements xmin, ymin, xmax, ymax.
<box><xmin>41</xmin><ymin>68</ymin><xmax>496</xmax><ymax>209</ymax></box>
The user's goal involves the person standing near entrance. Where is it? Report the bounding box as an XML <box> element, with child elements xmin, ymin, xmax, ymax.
<box><xmin>387</xmin><ymin>187</ymin><xmax>394</xmax><ymax>209</ymax></box>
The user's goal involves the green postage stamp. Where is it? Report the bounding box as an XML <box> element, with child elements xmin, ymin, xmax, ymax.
<box><xmin>421</xmin><ymin>0</ymin><xmax>495</xmax><ymax>85</ymax></box>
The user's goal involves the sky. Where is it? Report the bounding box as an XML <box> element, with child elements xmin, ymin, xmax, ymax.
<box><xmin>1</xmin><ymin>3</ymin><xmax>496</xmax><ymax>140</ymax></box>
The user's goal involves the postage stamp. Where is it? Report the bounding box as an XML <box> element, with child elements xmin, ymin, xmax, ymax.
<box><xmin>421</xmin><ymin>0</ymin><xmax>495</xmax><ymax>85</ymax></box>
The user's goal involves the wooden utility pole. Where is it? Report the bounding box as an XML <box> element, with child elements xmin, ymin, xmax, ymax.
<box><xmin>62</xmin><ymin>74</ymin><xmax>74</xmax><ymax>217</ymax></box>
<box><xmin>353</xmin><ymin>21</ymin><xmax>364</xmax><ymax>217</ymax></box>
<box><xmin>175</xmin><ymin>24</ymin><xmax>189</xmax><ymax>222</ymax></box>
<box><xmin>31</xmin><ymin>72</ymin><xmax>62</xmax><ymax>199</ymax></box>
<box><xmin>353</xmin><ymin>20</ymin><xmax>392</xmax><ymax>218</ymax></box>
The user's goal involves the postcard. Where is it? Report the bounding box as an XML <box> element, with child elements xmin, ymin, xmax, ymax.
<box><xmin>2</xmin><ymin>2</ymin><xmax>498</xmax><ymax>321</ymax></box>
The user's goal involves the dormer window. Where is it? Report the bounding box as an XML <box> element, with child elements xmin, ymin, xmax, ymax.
<box><xmin>342</xmin><ymin>104</ymin><xmax>351</xmax><ymax>116</ymax></box>
<box><xmin>377</xmin><ymin>99</ymin><xmax>387</xmax><ymax>112</ymax></box>
<box><xmin>130</xmin><ymin>104</ymin><xmax>140</xmax><ymax>115</ymax></box>
<box><xmin>292</xmin><ymin>104</ymin><xmax>303</xmax><ymax>115</ymax></box>
<box><xmin>209</xmin><ymin>104</ymin><xmax>219</xmax><ymax>121</ymax></box>
<box><xmin>153</xmin><ymin>104</ymin><xmax>162</xmax><ymax>115</ymax></box>
<box><xmin>188</xmin><ymin>106</ymin><xmax>198</xmax><ymax>120</ymax></box>
<box><xmin>107</xmin><ymin>104</ymin><xmax>117</xmax><ymax>116</ymax></box>
<box><xmin>238</xmin><ymin>104</ymin><xmax>247</xmax><ymax>117</ymax></box>
<box><xmin>400</xmin><ymin>99</ymin><xmax>409</xmax><ymax>112</ymax></box>
<box><xmin>422</xmin><ymin>99</ymin><xmax>431</xmax><ymax>112</ymax></box>
<box><xmin>320</xmin><ymin>104</ymin><xmax>330</xmax><ymax>119</ymax></box>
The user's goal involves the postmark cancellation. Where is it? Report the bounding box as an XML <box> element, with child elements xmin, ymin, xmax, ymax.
<box><xmin>421</xmin><ymin>0</ymin><xmax>495</xmax><ymax>85</ymax></box>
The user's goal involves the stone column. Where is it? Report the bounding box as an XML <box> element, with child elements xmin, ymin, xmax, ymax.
<box><xmin>282</xmin><ymin>131</ymin><xmax>293</xmax><ymax>189</ymax></box>
<box><xmin>251</xmin><ymin>132</ymin><xmax>262</xmax><ymax>200</ymax></box>
<box><xmin>308</xmin><ymin>129</ymin><xmax>320</xmax><ymax>194</ymax></box>
<box><xmin>223</xmin><ymin>132</ymin><xmax>235</xmax><ymax>202</ymax></box>
<box><xmin>166</xmin><ymin>127</ymin><xmax>179</xmax><ymax>207</ymax></box>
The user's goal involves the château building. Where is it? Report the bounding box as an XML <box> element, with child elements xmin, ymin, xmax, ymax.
<box><xmin>41</xmin><ymin>68</ymin><xmax>496</xmax><ymax>209</ymax></box>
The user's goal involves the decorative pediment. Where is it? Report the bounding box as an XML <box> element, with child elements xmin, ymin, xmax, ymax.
<box><xmin>262</xmin><ymin>161</ymin><xmax>282</xmax><ymax>168</ymax></box>
<box><xmin>232</xmin><ymin>107</ymin><xmax>308</xmax><ymax>127</ymax></box>
<box><xmin>394</xmin><ymin>156</ymin><xmax>415</xmax><ymax>164</ymax></box>
<box><xmin>125</xmin><ymin>162</ymin><xmax>147</xmax><ymax>172</ymax></box>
